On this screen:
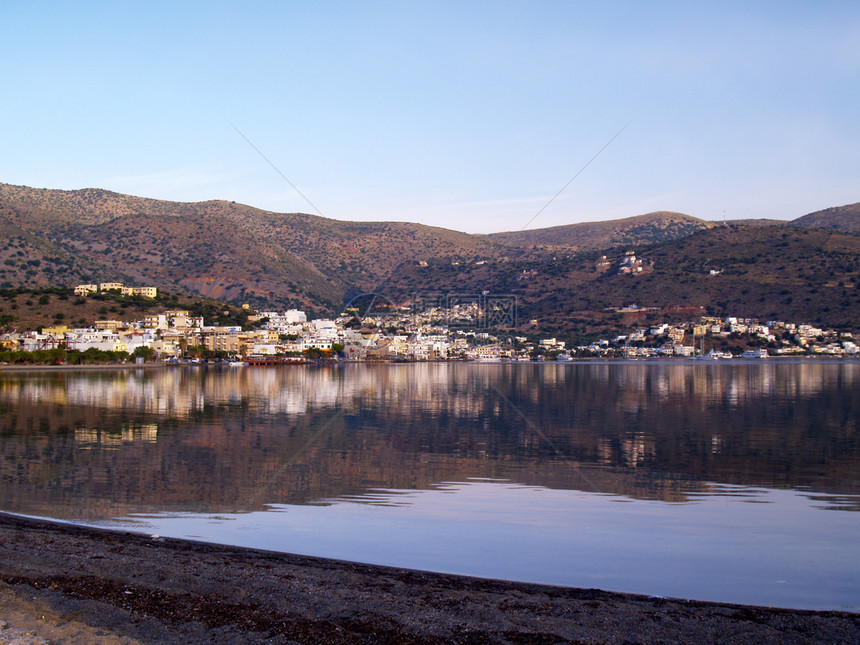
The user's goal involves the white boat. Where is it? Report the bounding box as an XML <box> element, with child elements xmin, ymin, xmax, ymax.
<box><xmin>741</xmin><ymin>349</ymin><xmax>768</xmax><ymax>359</ymax></box>
<box><xmin>699</xmin><ymin>349</ymin><xmax>732</xmax><ymax>360</ymax></box>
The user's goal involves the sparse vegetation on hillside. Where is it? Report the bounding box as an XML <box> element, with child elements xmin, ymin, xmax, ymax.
<box><xmin>485</xmin><ymin>211</ymin><xmax>715</xmax><ymax>249</ymax></box>
<box><xmin>381</xmin><ymin>225</ymin><xmax>860</xmax><ymax>341</ymax></box>
<box><xmin>792</xmin><ymin>202</ymin><xmax>860</xmax><ymax>234</ymax></box>
<box><xmin>0</xmin><ymin>183</ymin><xmax>505</xmax><ymax>311</ymax></box>
<box><xmin>0</xmin><ymin>287</ymin><xmax>251</xmax><ymax>331</ymax></box>
<box><xmin>0</xmin><ymin>182</ymin><xmax>857</xmax><ymax>340</ymax></box>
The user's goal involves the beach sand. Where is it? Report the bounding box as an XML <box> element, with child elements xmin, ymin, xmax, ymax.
<box><xmin>0</xmin><ymin>512</ymin><xmax>857</xmax><ymax>644</ymax></box>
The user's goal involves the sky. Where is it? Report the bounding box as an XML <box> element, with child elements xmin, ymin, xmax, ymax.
<box><xmin>1</xmin><ymin>1</ymin><xmax>858</xmax><ymax>234</ymax></box>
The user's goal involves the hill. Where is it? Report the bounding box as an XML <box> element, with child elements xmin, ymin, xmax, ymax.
<box><xmin>791</xmin><ymin>202</ymin><xmax>860</xmax><ymax>234</ymax></box>
<box><xmin>722</xmin><ymin>218</ymin><xmax>785</xmax><ymax>227</ymax></box>
<box><xmin>0</xmin><ymin>183</ymin><xmax>502</xmax><ymax>313</ymax></box>
<box><xmin>381</xmin><ymin>224</ymin><xmax>860</xmax><ymax>339</ymax></box>
<box><xmin>485</xmin><ymin>204</ymin><xmax>860</xmax><ymax>251</ymax></box>
<box><xmin>485</xmin><ymin>211</ymin><xmax>714</xmax><ymax>249</ymax></box>
<box><xmin>0</xmin><ymin>286</ymin><xmax>253</xmax><ymax>333</ymax></box>
<box><xmin>0</xmin><ymin>182</ymin><xmax>857</xmax><ymax>337</ymax></box>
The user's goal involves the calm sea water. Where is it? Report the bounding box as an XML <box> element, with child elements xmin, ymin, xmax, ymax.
<box><xmin>1</xmin><ymin>361</ymin><xmax>858</xmax><ymax>611</ymax></box>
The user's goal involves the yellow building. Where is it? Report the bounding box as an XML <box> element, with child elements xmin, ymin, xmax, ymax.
<box><xmin>74</xmin><ymin>284</ymin><xmax>98</xmax><ymax>296</ymax></box>
<box><xmin>42</xmin><ymin>325</ymin><xmax>70</xmax><ymax>335</ymax></box>
<box><xmin>205</xmin><ymin>334</ymin><xmax>241</xmax><ymax>354</ymax></box>
<box><xmin>77</xmin><ymin>282</ymin><xmax>156</xmax><ymax>298</ymax></box>
<box><xmin>94</xmin><ymin>320</ymin><xmax>124</xmax><ymax>331</ymax></box>
<box><xmin>120</xmin><ymin>286</ymin><xmax>158</xmax><ymax>298</ymax></box>
<box><xmin>149</xmin><ymin>340</ymin><xmax>179</xmax><ymax>357</ymax></box>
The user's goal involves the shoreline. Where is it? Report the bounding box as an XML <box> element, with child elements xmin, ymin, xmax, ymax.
<box><xmin>2</xmin><ymin>354</ymin><xmax>858</xmax><ymax>372</ymax></box>
<box><xmin>0</xmin><ymin>362</ymin><xmax>167</xmax><ymax>371</ymax></box>
<box><xmin>1</xmin><ymin>512</ymin><xmax>857</xmax><ymax>644</ymax></box>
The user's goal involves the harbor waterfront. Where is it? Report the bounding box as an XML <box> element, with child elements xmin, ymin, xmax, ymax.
<box><xmin>1</xmin><ymin>361</ymin><xmax>858</xmax><ymax>612</ymax></box>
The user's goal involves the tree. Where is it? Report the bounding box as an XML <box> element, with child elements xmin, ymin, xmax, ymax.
<box><xmin>131</xmin><ymin>346</ymin><xmax>155</xmax><ymax>362</ymax></box>
<box><xmin>185</xmin><ymin>345</ymin><xmax>208</xmax><ymax>359</ymax></box>
<box><xmin>303</xmin><ymin>347</ymin><xmax>325</xmax><ymax>360</ymax></box>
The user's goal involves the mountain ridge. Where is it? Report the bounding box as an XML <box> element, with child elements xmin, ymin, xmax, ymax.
<box><xmin>485</xmin><ymin>211</ymin><xmax>716</xmax><ymax>249</ymax></box>
<box><xmin>791</xmin><ymin>202</ymin><xmax>860</xmax><ymax>234</ymax></box>
<box><xmin>0</xmin><ymin>182</ymin><xmax>858</xmax><ymax>335</ymax></box>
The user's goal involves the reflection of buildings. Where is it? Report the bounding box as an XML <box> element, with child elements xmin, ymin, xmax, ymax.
<box><xmin>1</xmin><ymin>362</ymin><xmax>859</xmax><ymax>521</ymax></box>
<box><xmin>611</xmin><ymin>362</ymin><xmax>854</xmax><ymax>413</ymax></box>
<box><xmin>75</xmin><ymin>424</ymin><xmax>158</xmax><ymax>450</ymax></box>
<box><xmin>622</xmin><ymin>432</ymin><xmax>656</xmax><ymax>467</ymax></box>
<box><xmin>1</xmin><ymin>362</ymin><xmax>854</xmax><ymax>421</ymax></box>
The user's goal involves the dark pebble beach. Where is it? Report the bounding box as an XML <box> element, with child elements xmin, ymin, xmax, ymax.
<box><xmin>0</xmin><ymin>512</ymin><xmax>858</xmax><ymax>644</ymax></box>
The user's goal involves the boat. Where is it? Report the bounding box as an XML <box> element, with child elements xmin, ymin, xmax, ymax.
<box><xmin>699</xmin><ymin>349</ymin><xmax>731</xmax><ymax>360</ymax></box>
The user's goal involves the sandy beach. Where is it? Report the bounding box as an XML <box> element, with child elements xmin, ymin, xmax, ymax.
<box><xmin>0</xmin><ymin>512</ymin><xmax>857</xmax><ymax>644</ymax></box>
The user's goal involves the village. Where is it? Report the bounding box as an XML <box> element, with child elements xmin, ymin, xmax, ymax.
<box><xmin>0</xmin><ymin>281</ymin><xmax>857</xmax><ymax>363</ymax></box>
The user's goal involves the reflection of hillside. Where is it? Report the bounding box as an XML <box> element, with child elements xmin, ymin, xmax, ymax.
<box><xmin>0</xmin><ymin>410</ymin><xmax>710</xmax><ymax>522</ymax></box>
<box><xmin>1</xmin><ymin>362</ymin><xmax>858</xmax><ymax>522</ymax></box>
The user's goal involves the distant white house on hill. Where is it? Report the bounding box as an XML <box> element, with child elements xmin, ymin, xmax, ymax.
<box><xmin>74</xmin><ymin>282</ymin><xmax>157</xmax><ymax>298</ymax></box>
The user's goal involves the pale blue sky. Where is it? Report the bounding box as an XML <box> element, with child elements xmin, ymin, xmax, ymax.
<box><xmin>2</xmin><ymin>1</ymin><xmax>858</xmax><ymax>233</ymax></box>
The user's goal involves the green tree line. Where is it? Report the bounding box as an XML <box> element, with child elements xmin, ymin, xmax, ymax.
<box><xmin>0</xmin><ymin>346</ymin><xmax>154</xmax><ymax>365</ymax></box>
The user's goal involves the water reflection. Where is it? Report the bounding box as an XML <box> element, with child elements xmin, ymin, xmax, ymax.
<box><xmin>2</xmin><ymin>361</ymin><xmax>859</xmax><ymax>610</ymax></box>
<box><xmin>1</xmin><ymin>362</ymin><xmax>858</xmax><ymax>520</ymax></box>
<box><xmin>4</xmin><ymin>360</ymin><xmax>853</xmax><ymax>417</ymax></box>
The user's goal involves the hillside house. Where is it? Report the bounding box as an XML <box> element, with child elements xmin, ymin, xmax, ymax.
<box><xmin>74</xmin><ymin>284</ymin><xmax>98</xmax><ymax>296</ymax></box>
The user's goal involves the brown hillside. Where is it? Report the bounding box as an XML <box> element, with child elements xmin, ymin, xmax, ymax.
<box><xmin>0</xmin><ymin>287</ymin><xmax>252</xmax><ymax>333</ymax></box>
<box><xmin>485</xmin><ymin>211</ymin><xmax>714</xmax><ymax>249</ymax></box>
<box><xmin>0</xmin><ymin>204</ymin><xmax>108</xmax><ymax>288</ymax></box>
<box><xmin>382</xmin><ymin>225</ymin><xmax>860</xmax><ymax>338</ymax></box>
<box><xmin>791</xmin><ymin>202</ymin><xmax>860</xmax><ymax>234</ymax></box>
<box><xmin>0</xmin><ymin>183</ymin><xmax>505</xmax><ymax>310</ymax></box>
<box><xmin>1</xmin><ymin>182</ymin><xmax>858</xmax><ymax>336</ymax></box>
<box><xmin>723</xmin><ymin>218</ymin><xmax>785</xmax><ymax>227</ymax></box>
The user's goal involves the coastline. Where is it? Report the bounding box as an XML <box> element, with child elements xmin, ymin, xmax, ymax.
<box><xmin>0</xmin><ymin>363</ymin><xmax>167</xmax><ymax>372</ymax></box>
<box><xmin>2</xmin><ymin>354</ymin><xmax>858</xmax><ymax>372</ymax></box>
<box><xmin>1</xmin><ymin>513</ymin><xmax>857</xmax><ymax>644</ymax></box>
